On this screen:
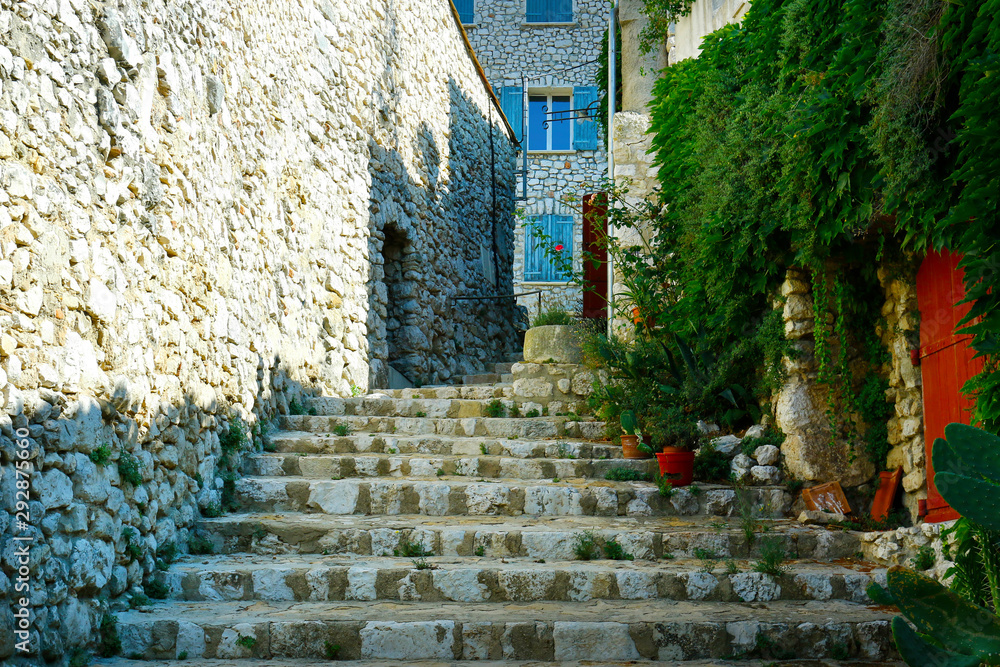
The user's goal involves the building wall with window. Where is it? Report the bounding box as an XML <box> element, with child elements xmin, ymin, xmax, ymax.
<box><xmin>463</xmin><ymin>0</ymin><xmax>609</xmax><ymax>320</ymax></box>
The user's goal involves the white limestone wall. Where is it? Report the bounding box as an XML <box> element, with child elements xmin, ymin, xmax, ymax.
<box><xmin>0</xmin><ymin>0</ymin><xmax>515</xmax><ymax>660</ymax></box>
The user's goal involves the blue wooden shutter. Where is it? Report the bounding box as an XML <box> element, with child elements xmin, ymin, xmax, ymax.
<box><xmin>524</xmin><ymin>216</ymin><xmax>547</xmax><ymax>281</ymax></box>
<box><xmin>527</xmin><ymin>0</ymin><xmax>572</xmax><ymax>22</ymax></box>
<box><xmin>526</xmin><ymin>0</ymin><xmax>544</xmax><ymax>22</ymax></box>
<box><xmin>454</xmin><ymin>0</ymin><xmax>474</xmax><ymax>23</ymax></box>
<box><xmin>553</xmin><ymin>0</ymin><xmax>573</xmax><ymax>21</ymax></box>
<box><xmin>553</xmin><ymin>215</ymin><xmax>574</xmax><ymax>280</ymax></box>
<box><xmin>573</xmin><ymin>86</ymin><xmax>599</xmax><ymax>150</ymax></box>
<box><xmin>500</xmin><ymin>86</ymin><xmax>523</xmax><ymax>144</ymax></box>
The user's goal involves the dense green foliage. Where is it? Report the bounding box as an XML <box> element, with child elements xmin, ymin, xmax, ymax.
<box><xmin>641</xmin><ymin>0</ymin><xmax>1000</xmax><ymax>468</ymax></box>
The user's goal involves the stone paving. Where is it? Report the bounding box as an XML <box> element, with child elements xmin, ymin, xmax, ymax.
<box><xmin>98</xmin><ymin>375</ymin><xmax>903</xmax><ymax>664</ymax></box>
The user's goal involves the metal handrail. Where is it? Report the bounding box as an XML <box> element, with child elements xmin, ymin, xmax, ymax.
<box><xmin>452</xmin><ymin>289</ymin><xmax>545</xmax><ymax>313</ymax></box>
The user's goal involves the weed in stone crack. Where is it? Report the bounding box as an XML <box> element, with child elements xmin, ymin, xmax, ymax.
<box><xmin>509</xmin><ymin>403</ymin><xmax>522</xmax><ymax>418</ymax></box>
<box><xmin>129</xmin><ymin>593</ymin><xmax>150</xmax><ymax>609</ymax></box>
<box><xmin>415</xmin><ymin>411</ymin><xmax>427</xmax><ymax>418</ymax></box>
<box><xmin>394</xmin><ymin>537</ymin><xmax>434</xmax><ymax>558</ymax></box>
<box><xmin>155</xmin><ymin>542</ymin><xmax>178</xmax><ymax>571</ymax></box>
<box><xmin>288</xmin><ymin>397</ymin><xmax>307</xmax><ymax>415</ymax></box>
<box><xmin>710</xmin><ymin>520</ymin><xmax>728</xmax><ymax>531</ymax></box>
<box><xmin>252</xmin><ymin>524</ymin><xmax>267</xmax><ymax>540</ymax></box>
<box><xmin>525</xmin><ymin>408</ymin><xmax>540</xmax><ymax>418</ymax></box>
<box><xmin>143</xmin><ymin>579</ymin><xmax>169</xmax><ymax>600</ymax></box>
<box><xmin>117</xmin><ymin>448</ymin><xmax>143</xmax><ymax>486</ymax></box>
<box><xmin>235</xmin><ymin>634</ymin><xmax>256</xmax><ymax>650</ymax></box>
<box><xmin>90</xmin><ymin>443</ymin><xmax>112</xmax><ymax>465</ymax></box>
<box><xmin>573</xmin><ymin>530</ymin><xmax>601</xmax><ymax>560</ymax></box>
<box><xmin>484</xmin><ymin>399</ymin><xmax>506</xmax><ymax>418</ymax></box>
<box><xmin>830</xmin><ymin>641</ymin><xmax>850</xmax><ymax>660</ymax></box>
<box><xmin>604</xmin><ymin>467</ymin><xmax>651</xmax><ymax>482</ymax></box>
<box><xmin>412</xmin><ymin>557</ymin><xmax>433</xmax><ymax>570</ymax></box>
<box><xmin>122</xmin><ymin>527</ymin><xmax>142</xmax><ymax>563</ymax></box>
<box><xmin>332</xmin><ymin>422</ymin><xmax>351</xmax><ymax>437</ymax></box>
<box><xmin>68</xmin><ymin>648</ymin><xmax>90</xmax><ymax>667</ymax></box>
<box><xmin>911</xmin><ymin>544</ymin><xmax>936</xmax><ymax>570</ymax></box>
<box><xmin>556</xmin><ymin>443</ymin><xmax>576</xmax><ymax>459</ymax></box>
<box><xmin>603</xmin><ymin>538</ymin><xmax>634</xmax><ymax>561</ymax></box>
<box><xmin>479</xmin><ymin>442</ymin><xmax>489</xmax><ymax>455</ymax></box>
<box><xmin>178</xmin><ymin>651</ymin><xmax>188</xmax><ymax>660</ymax></box>
<box><xmin>752</xmin><ymin>536</ymin><xmax>787</xmax><ymax>577</ymax></box>
<box><xmin>324</xmin><ymin>641</ymin><xmax>341</xmax><ymax>660</ymax></box>
<box><xmin>97</xmin><ymin>613</ymin><xmax>121</xmax><ymax>657</ymax></box>
<box><xmin>188</xmin><ymin>535</ymin><xmax>214</xmax><ymax>555</ymax></box>
<box><xmin>387</xmin><ymin>446</ymin><xmax>397</xmax><ymax>454</ymax></box>
<box><xmin>475</xmin><ymin>546</ymin><xmax>485</xmax><ymax>557</ymax></box>
<box><xmin>662</xmin><ymin>552</ymin><xmax>675</xmax><ymax>560</ymax></box>
<box><xmin>654</xmin><ymin>474</ymin><xmax>675</xmax><ymax>498</ymax></box>
<box><xmin>436</xmin><ymin>468</ymin><xmax>445</xmax><ymax>477</ymax></box>
<box><xmin>220</xmin><ymin>416</ymin><xmax>250</xmax><ymax>452</ymax></box>
<box><xmin>724</xmin><ymin>558</ymin><xmax>740</xmax><ymax>575</ymax></box>
<box><xmin>694</xmin><ymin>547</ymin><xmax>720</xmax><ymax>573</ymax></box>
<box><xmin>552</xmin><ymin>477</ymin><xmax>560</xmax><ymax>483</ymax></box>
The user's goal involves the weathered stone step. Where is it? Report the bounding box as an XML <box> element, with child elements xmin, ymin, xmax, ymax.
<box><xmin>463</xmin><ymin>372</ymin><xmax>501</xmax><ymax>384</ymax></box>
<box><xmin>234</xmin><ymin>476</ymin><xmax>792</xmax><ymax>518</ymax></box>
<box><xmin>308</xmin><ymin>395</ymin><xmax>559</xmax><ymax>418</ymax></box>
<box><xmin>268</xmin><ymin>432</ymin><xmax>620</xmax><ymax>459</ymax></box>
<box><xmin>280</xmin><ymin>415</ymin><xmax>605</xmax><ymax>440</ymax></box>
<box><xmin>162</xmin><ymin>554</ymin><xmax>883</xmax><ymax>604</ymax></box>
<box><xmin>93</xmin><ymin>660</ymin><xmax>905</xmax><ymax>667</ymax></box>
<box><xmin>196</xmin><ymin>513</ymin><xmax>863</xmax><ymax>561</ymax></box>
<box><xmin>246</xmin><ymin>451</ymin><xmax>657</xmax><ymax>480</ymax></box>
<box><xmin>108</xmin><ymin>598</ymin><xmax>897</xmax><ymax>661</ymax></box>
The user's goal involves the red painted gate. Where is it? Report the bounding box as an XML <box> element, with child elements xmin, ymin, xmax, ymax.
<box><xmin>581</xmin><ymin>193</ymin><xmax>608</xmax><ymax>320</ymax></box>
<box><xmin>916</xmin><ymin>248</ymin><xmax>985</xmax><ymax>523</ymax></box>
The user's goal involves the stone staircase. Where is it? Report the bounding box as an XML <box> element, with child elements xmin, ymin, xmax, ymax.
<box><xmin>461</xmin><ymin>358</ymin><xmax>519</xmax><ymax>386</ymax></box>
<box><xmin>98</xmin><ymin>377</ymin><xmax>902</xmax><ymax>665</ymax></box>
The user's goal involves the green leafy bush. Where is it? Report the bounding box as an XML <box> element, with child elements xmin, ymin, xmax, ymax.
<box><xmin>143</xmin><ymin>579</ymin><xmax>169</xmax><ymax>600</ymax></box>
<box><xmin>693</xmin><ymin>442</ymin><xmax>731</xmax><ymax>483</ymax></box>
<box><xmin>531</xmin><ymin>307</ymin><xmax>573</xmax><ymax>328</ymax></box>
<box><xmin>97</xmin><ymin>614</ymin><xmax>121</xmax><ymax>658</ymax></box>
<box><xmin>483</xmin><ymin>399</ymin><xmax>506</xmax><ymax>418</ymax></box>
<box><xmin>603</xmin><ymin>538</ymin><xmax>634</xmax><ymax>561</ymax></box>
<box><xmin>90</xmin><ymin>443</ymin><xmax>112</xmax><ymax>465</ymax></box>
<box><xmin>117</xmin><ymin>449</ymin><xmax>143</xmax><ymax>486</ymax></box>
<box><xmin>573</xmin><ymin>531</ymin><xmax>601</xmax><ymax>560</ymax></box>
<box><xmin>188</xmin><ymin>535</ymin><xmax>214</xmax><ymax>555</ymax></box>
<box><xmin>604</xmin><ymin>466</ymin><xmax>651</xmax><ymax>482</ymax></box>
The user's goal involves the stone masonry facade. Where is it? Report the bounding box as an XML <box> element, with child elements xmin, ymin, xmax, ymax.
<box><xmin>465</xmin><ymin>0</ymin><xmax>608</xmax><ymax>319</ymax></box>
<box><xmin>0</xmin><ymin>0</ymin><xmax>517</xmax><ymax>661</ymax></box>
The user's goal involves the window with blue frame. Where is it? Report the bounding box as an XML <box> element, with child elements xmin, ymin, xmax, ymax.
<box><xmin>526</xmin><ymin>0</ymin><xmax>573</xmax><ymax>23</ymax></box>
<box><xmin>454</xmin><ymin>0</ymin><xmax>474</xmax><ymax>24</ymax></box>
<box><xmin>528</xmin><ymin>95</ymin><xmax>571</xmax><ymax>151</ymax></box>
<box><xmin>524</xmin><ymin>215</ymin><xmax>574</xmax><ymax>282</ymax></box>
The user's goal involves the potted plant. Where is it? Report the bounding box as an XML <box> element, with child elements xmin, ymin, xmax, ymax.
<box><xmin>642</xmin><ymin>407</ymin><xmax>700</xmax><ymax>486</ymax></box>
<box><xmin>619</xmin><ymin>409</ymin><xmax>650</xmax><ymax>459</ymax></box>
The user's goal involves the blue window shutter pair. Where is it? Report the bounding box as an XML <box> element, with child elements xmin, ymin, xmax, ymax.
<box><xmin>525</xmin><ymin>215</ymin><xmax>574</xmax><ymax>282</ymax></box>
<box><xmin>526</xmin><ymin>0</ymin><xmax>573</xmax><ymax>23</ymax></box>
<box><xmin>454</xmin><ymin>0</ymin><xmax>474</xmax><ymax>24</ymax></box>
<box><xmin>573</xmin><ymin>86</ymin><xmax>599</xmax><ymax>150</ymax></box>
<box><xmin>500</xmin><ymin>87</ymin><xmax>524</xmax><ymax>144</ymax></box>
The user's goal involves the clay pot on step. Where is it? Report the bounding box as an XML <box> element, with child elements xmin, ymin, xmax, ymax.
<box><xmin>621</xmin><ymin>434</ymin><xmax>651</xmax><ymax>459</ymax></box>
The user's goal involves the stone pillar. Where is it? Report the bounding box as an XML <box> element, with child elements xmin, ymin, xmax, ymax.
<box><xmin>618</xmin><ymin>0</ymin><xmax>668</xmax><ymax>113</ymax></box>
<box><xmin>775</xmin><ymin>268</ymin><xmax>876</xmax><ymax>487</ymax></box>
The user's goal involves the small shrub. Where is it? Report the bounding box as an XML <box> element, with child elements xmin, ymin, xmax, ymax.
<box><xmin>235</xmin><ymin>634</ymin><xmax>256</xmax><ymax>650</ymax></box>
<box><xmin>740</xmin><ymin>427</ymin><xmax>785</xmax><ymax>458</ymax></box>
<box><xmin>129</xmin><ymin>593</ymin><xmax>150</xmax><ymax>608</ymax></box>
<box><xmin>220</xmin><ymin>416</ymin><xmax>249</xmax><ymax>452</ymax></box>
<box><xmin>484</xmin><ymin>399</ymin><xmax>506</xmax><ymax>418</ymax></box>
<box><xmin>912</xmin><ymin>544</ymin><xmax>936</xmax><ymax>571</ymax></box>
<box><xmin>90</xmin><ymin>443</ymin><xmax>113</xmax><ymax>465</ymax></box>
<box><xmin>97</xmin><ymin>613</ymin><xmax>121</xmax><ymax>657</ymax></box>
<box><xmin>525</xmin><ymin>408</ymin><xmax>540</xmax><ymax>418</ymax></box>
<box><xmin>724</xmin><ymin>558</ymin><xmax>740</xmax><ymax>575</ymax></box>
<box><xmin>531</xmin><ymin>307</ymin><xmax>573</xmax><ymax>328</ymax></box>
<box><xmin>333</xmin><ymin>422</ymin><xmax>351</xmax><ymax>437</ymax></box>
<box><xmin>604</xmin><ymin>466</ymin><xmax>651</xmax><ymax>482</ymax></box>
<box><xmin>694</xmin><ymin>547</ymin><xmax>720</xmax><ymax>572</ymax></box>
<box><xmin>324</xmin><ymin>641</ymin><xmax>341</xmax><ymax>660</ymax></box>
<box><xmin>573</xmin><ymin>530</ymin><xmax>601</xmax><ymax>560</ymax></box>
<box><xmin>178</xmin><ymin>651</ymin><xmax>189</xmax><ymax>660</ymax></box>
<box><xmin>693</xmin><ymin>442</ymin><xmax>730</xmax><ymax>483</ymax></box>
<box><xmin>202</xmin><ymin>501</ymin><xmax>223</xmax><ymax>518</ymax></box>
<box><xmin>253</xmin><ymin>524</ymin><xmax>267</xmax><ymax>540</ymax></box>
<box><xmin>188</xmin><ymin>535</ymin><xmax>214</xmax><ymax>555</ymax></box>
<box><xmin>475</xmin><ymin>545</ymin><xmax>485</xmax><ymax>557</ymax></box>
<box><xmin>288</xmin><ymin>397</ymin><xmax>306</xmax><ymax>416</ymax></box>
<box><xmin>122</xmin><ymin>527</ymin><xmax>143</xmax><ymax>563</ymax></box>
<box><xmin>221</xmin><ymin>471</ymin><xmax>240</xmax><ymax>512</ymax></box>
<box><xmin>143</xmin><ymin>579</ymin><xmax>169</xmax><ymax>600</ymax></box>
<box><xmin>415</xmin><ymin>410</ymin><xmax>427</xmax><ymax>418</ymax></box>
<box><xmin>412</xmin><ymin>557</ymin><xmax>432</xmax><ymax>570</ymax></box>
<box><xmin>68</xmin><ymin>648</ymin><xmax>90</xmax><ymax>667</ymax></box>
<box><xmin>156</xmin><ymin>542</ymin><xmax>178</xmax><ymax>571</ymax></box>
<box><xmin>752</xmin><ymin>536</ymin><xmax>787</xmax><ymax>576</ymax></box>
<box><xmin>394</xmin><ymin>537</ymin><xmax>434</xmax><ymax>558</ymax></box>
<box><xmin>479</xmin><ymin>443</ymin><xmax>489</xmax><ymax>455</ymax></box>
<box><xmin>654</xmin><ymin>474</ymin><xmax>675</xmax><ymax>498</ymax></box>
<box><xmin>541</xmin><ymin>406</ymin><xmax>549</xmax><ymax>416</ymax></box>
<box><xmin>117</xmin><ymin>448</ymin><xmax>143</xmax><ymax>486</ymax></box>
<box><xmin>436</xmin><ymin>468</ymin><xmax>445</xmax><ymax>477</ymax></box>
<box><xmin>509</xmin><ymin>403</ymin><xmax>522</xmax><ymax>418</ymax></box>
<box><xmin>603</xmin><ymin>538</ymin><xmax>634</xmax><ymax>561</ymax></box>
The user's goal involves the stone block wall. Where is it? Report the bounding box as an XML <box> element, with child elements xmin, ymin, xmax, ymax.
<box><xmin>0</xmin><ymin>0</ymin><xmax>516</xmax><ymax>661</ymax></box>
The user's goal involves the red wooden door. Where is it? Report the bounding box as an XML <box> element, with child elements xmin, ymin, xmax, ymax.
<box><xmin>581</xmin><ymin>193</ymin><xmax>608</xmax><ymax>319</ymax></box>
<box><xmin>916</xmin><ymin>248</ymin><xmax>985</xmax><ymax>523</ymax></box>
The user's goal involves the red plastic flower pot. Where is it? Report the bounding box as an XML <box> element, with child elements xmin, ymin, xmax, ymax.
<box><xmin>656</xmin><ymin>448</ymin><xmax>695</xmax><ymax>487</ymax></box>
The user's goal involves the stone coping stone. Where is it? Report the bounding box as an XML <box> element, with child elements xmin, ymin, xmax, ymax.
<box><xmin>265</xmin><ymin>433</ymin><xmax>622</xmax><ymax>458</ymax></box>
<box><xmin>93</xmin><ymin>660</ymin><xmax>905</xmax><ymax>666</ymax></box>
<box><xmin>108</xmin><ymin>598</ymin><xmax>897</xmax><ymax>661</ymax></box>
<box><xmin>281</xmin><ymin>416</ymin><xmax>605</xmax><ymax>441</ymax></box>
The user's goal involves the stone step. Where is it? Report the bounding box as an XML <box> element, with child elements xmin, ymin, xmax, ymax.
<box><xmin>268</xmin><ymin>432</ymin><xmax>621</xmax><ymax>459</ymax></box>
<box><xmin>494</xmin><ymin>362</ymin><xmax>515</xmax><ymax>374</ymax></box>
<box><xmin>305</xmin><ymin>396</ymin><xmax>588</xmax><ymax>419</ymax></box>
<box><xmin>93</xmin><ymin>660</ymin><xmax>905</xmax><ymax>667</ymax></box>
<box><xmin>280</xmin><ymin>415</ymin><xmax>605</xmax><ymax>441</ymax></box>
<box><xmin>234</xmin><ymin>476</ymin><xmax>793</xmax><ymax>518</ymax></box>
<box><xmin>245</xmin><ymin>452</ymin><xmax>658</xmax><ymax>481</ymax></box>
<box><xmin>195</xmin><ymin>514</ymin><xmax>863</xmax><ymax>562</ymax></box>
<box><xmin>161</xmin><ymin>554</ymin><xmax>883</xmax><ymax>604</ymax></box>
<box><xmin>107</xmin><ymin>599</ymin><xmax>897</xmax><ymax>661</ymax></box>
<box><xmin>464</xmin><ymin>373</ymin><xmax>501</xmax><ymax>385</ymax></box>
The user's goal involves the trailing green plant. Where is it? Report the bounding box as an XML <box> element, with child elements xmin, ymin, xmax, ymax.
<box><xmin>97</xmin><ymin>613</ymin><xmax>121</xmax><ymax>658</ymax></box>
<box><xmin>90</xmin><ymin>443</ymin><xmax>112</xmax><ymax>465</ymax></box>
<box><xmin>288</xmin><ymin>397</ymin><xmax>307</xmax><ymax>416</ymax></box>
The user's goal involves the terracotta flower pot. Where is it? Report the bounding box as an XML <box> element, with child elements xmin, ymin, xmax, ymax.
<box><xmin>621</xmin><ymin>434</ymin><xmax>651</xmax><ymax>459</ymax></box>
<box><xmin>656</xmin><ymin>447</ymin><xmax>695</xmax><ymax>487</ymax></box>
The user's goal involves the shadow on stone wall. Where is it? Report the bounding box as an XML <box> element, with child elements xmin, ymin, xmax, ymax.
<box><xmin>0</xmin><ymin>356</ymin><xmax>325</xmax><ymax>664</ymax></box>
<box><xmin>365</xmin><ymin>78</ymin><xmax>518</xmax><ymax>388</ymax></box>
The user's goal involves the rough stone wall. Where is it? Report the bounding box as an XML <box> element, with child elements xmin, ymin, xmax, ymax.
<box><xmin>669</xmin><ymin>0</ymin><xmax>749</xmax><ymax>65</ymax></box>
<box><xmin>0</xmin><ymin>0</ymin><xmax>516</xmax><ymax>661</ymax></box>
<box><xmin>877</xmin><ymin>264</ymin><xmax>926</xmax><ymax>519</ymax></box>
<box><xmin>465</xmin><ymin>0</ymin><xmax>609</xmax><ymax>320</ymax></box>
